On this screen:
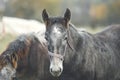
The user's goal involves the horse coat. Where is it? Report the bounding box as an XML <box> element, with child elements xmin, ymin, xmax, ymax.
<box><xmin>42</xmin><ymin>9</ymin><xmax>120</xmax><ymax>80</ymax></box>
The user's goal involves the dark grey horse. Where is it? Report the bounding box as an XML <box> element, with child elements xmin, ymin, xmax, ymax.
<box><xmin>42</xmin><ymin>8</ymin><xmax>120</xmax><ymax>80</ymax></box>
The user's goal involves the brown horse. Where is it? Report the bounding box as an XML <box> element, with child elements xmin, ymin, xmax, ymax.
<box><xmin>0</xmin><ymin>33</ymin><xmax>74</xmax><ymax>80</ymax></box>
<box><xmin>0</xmin><ymin>55</ymin><xmax>17</xmax><ymax>80</ymax></box>
<box><xmin>0</xmin><ymin>33</ymin><xmax>49</xmax><ymax>80</ymax></box>
<box><xmin>0</xmin><ymin>34</ymin><xmax>32</xmax><ymax>80</ymax></box>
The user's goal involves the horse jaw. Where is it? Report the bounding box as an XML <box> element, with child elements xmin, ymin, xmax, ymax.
<box><xmin>49</xmin><ymin>56</ymin><xmax>63</xmax><ymax>77</ymax></box>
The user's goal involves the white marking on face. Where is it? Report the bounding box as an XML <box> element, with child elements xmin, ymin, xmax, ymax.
<box><xmin>53</xmin><ymin>26</ymin><xmax>61</xmax><ymax>35</ymax></box>
<box><xmin>51</xmin><ymin>25</ymin><xmax>62</xmax><ymax>46</ymax></box>
<box><xmin>50</xmin><ymin>57</ymin><xmax>63</xmax><ymax>76</ymax></box>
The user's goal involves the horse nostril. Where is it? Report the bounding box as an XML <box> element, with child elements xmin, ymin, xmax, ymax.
<box><xmin>50</xmin><ymin>67</ymin><xmax>62</xmax><ymax>73</ymax></box>
<box><xmin>50</xmin><ymin>67</ymin><xmax>62</xmax><ymax>76</ymax></box>
<box><xmin>50</xmin><ymin>68</ymin><xmax>52</xmax><ymax>72</ymax></box>
<box><xmin>12</xmin><ymin>77</ymin><xmax>18</xmax><ymax>80</ymax></box>
<box><xmin>59</xmin><ymin>68</ymin><xmax>62</xmax><ymax>72</ymax></box>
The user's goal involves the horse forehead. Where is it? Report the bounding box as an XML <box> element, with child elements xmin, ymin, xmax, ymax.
<box><xmin>51</xmin><ymin>25</ymin><xmax>62</xmax><ymax>36</ymax></box>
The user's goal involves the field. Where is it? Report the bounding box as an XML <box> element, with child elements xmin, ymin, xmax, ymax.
<box><xmin>0</xmin><ymin>34</ymin><xmax>17</xmax><ymax>54</ymax></box>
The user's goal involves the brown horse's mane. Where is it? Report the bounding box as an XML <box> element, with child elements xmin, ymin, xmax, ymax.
<box><xmin>0</xmin><ymin>33</ymin><xmax>51</xmax><ymax>80</ymax></box>
<box><xmin>0</xmin><ymin>32</ymin><xmax>47</xmax><ymax>69</ymax></box>
<box><xmin>0</xmin><ymin>34</ymin><xmax>34</xmax><ymax>70</ymax></box>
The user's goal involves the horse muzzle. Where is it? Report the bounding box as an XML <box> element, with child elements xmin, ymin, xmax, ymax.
<box><xmin>50</xmin><ymin>66</ymin><xmax>63</xmax><ymax>77</ymax></box>
<box><xmin>49</xmin><ymin>57</ymin><xmax>63</xmax><ymax>77</ymax></box>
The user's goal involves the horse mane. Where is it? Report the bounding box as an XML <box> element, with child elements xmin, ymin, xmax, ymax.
<box><xmin>0</xmin><ymin>32</ymin><xmax>50</xmax><ymax>79</ymax></box>
<box><xmin>66</xmin><ymin>23</ymin><xmax>95</xmax><ymax>65</ymax></box>
<box><xmin>0</xmin><ymin>34</ymin><xmax>34</xmax><ymax>69</ymax></box>
<box><xmin>0</xmin><ymin>32</ymin><xmax>47</xmax><ymax>68</ymax></box>
<box><xmin>66</xmin><ymin>24</ymin><xmax>120</xmax><ymax>79</ymax></box>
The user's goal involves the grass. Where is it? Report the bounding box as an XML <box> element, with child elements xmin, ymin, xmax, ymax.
<box><xmin>78</xmin><ymin>26</ymin><xmax>104</xmax><ymax>34</ymax></box>
<box><xmin>0</xmin><ymin>34</ymin><xmax>16</xmax><ymax>54</ymax></box>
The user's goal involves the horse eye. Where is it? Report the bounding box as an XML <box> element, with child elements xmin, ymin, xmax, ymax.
<box><xmin>60</xmin><ymin>58</ymin><xmax>64</xmax><ymax>61</ymax></box>
<box><xmin>64</xmin><ymin>37</ymin><xmax>67</xmax><ymax>40</ymax></box>
<box><xmin>45</xmin><ymin>36</ymin><xmax>48</xmax><ymax>41</ymax></box>
<box><xmin>49</xmin><ymin>55</ymin><xmax>53</xmax><ymax>59</ymax></box>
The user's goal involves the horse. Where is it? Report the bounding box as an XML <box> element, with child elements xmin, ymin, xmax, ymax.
<box><xmin>15</xmin><ymin>33</ymin><xmax>55</xmax><ymax>80</ymax></box>
<box><xmin>0</xmin><ymin>33</ymin><xmax>50</xmax><ymax>80</ymax></box>
<box><xmin>42</xmin><ymin>8</ymin><xmax>120</xmax><ymax>80</ymax></box>
<box><xmin>0</xmin><ymin>33</ymin><xmax>75</xmax><ymax>80</ymax></box>
<box><xmin>0</xmin><ymin>55</ymin><xmax>17</xmax><ymax>80</ymax></box>
<box><xmin>0</xmin><ymin>34</ymin><xmax>33</xmax><ymax>80</ymax></box>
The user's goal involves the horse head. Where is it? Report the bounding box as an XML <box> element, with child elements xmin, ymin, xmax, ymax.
<box><xmin>42</xmin><ymin>8</ymin><xmax>73</xmax><ymax>77</ymax></box>
<box><xmin>0</xmin><ymin>53</ymin><xmax>18</xmax><ymax>80</ymax></box>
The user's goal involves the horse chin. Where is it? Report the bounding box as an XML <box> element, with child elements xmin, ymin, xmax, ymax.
<box><xmin>50</xmin><ymin>71</ymin><xmax>62</xmax><ymax>77</ymax></box>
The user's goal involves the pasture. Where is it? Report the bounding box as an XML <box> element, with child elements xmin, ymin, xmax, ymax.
<box><xmin>0</xmin><ymin>34</ymin><xmax>16</xmax><ymax>54</ymax></box>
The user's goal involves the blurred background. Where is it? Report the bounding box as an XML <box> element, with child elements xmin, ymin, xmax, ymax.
<box><xmin>0</xmin><ymin>0</ymin><xmax>120</xmax><ymax>53</ymax></box>
<box><xmin>1</xmin><ymin>0</ymin><xmax>120</xmax><ymax>26</ymax></box>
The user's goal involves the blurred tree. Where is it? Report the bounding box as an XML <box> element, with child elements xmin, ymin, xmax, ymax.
<box><xmin>0</xmin><ymin>0</ymin><xmax>6</xmax><ymax>20</ymax></box>
<box><xmin>4</xmin><ymin>0</ymin><xmax>61</xmax><ymax>21</ymax></box>
<box><xmin>3</xmin><ymin>0</ymin><xmax>120</xmax><ymax>27</ymax></box>
<box><xmin>61</xmin><ymin>0</ymin><xmax>91</xmax><ymax>26</ymax></box>
<box><xmin>0</xmin><ymin>0</ymin><xmax>7</xmax><ymax>34</ymax></box>
<box><xmin>90</xmin><ymin>4</ymin><xmax>108</xmax><ymax>20</ymax></box>
<box><xmin>89</xmin><ymin>3</ymin><xmax>108</xmax><ymax>28</ymax></box>
<box><xmin>107</xmin><ymin>0</ymin><xmax>120</xmax><ymax>25</ymax></box>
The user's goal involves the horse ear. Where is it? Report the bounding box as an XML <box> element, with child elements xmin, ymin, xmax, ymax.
<box><xmin>42</xmin><ymin>9</ymin><xmax>49</xmax><ymax>23</ymax></box>
<box><xmin>64</xmin><ymin>8</ymin><xmax>71</xmax><ymax>22</ymax></box>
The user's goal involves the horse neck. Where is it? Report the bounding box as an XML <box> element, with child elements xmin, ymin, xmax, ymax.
<box><xmin>64</xmin><ymin>24</ymin><xmax>84</xmax><ymax>64</ymax></box>
<box><xmin>66</xmin><ymin>25</ymin><xmax>96</xmax><ymax>70</ymax></box>
<box><xmin>67</xmin><ymin>24</ymin><xmax>82</xmax><ymax>49</ymax></box>
<box><xmin>68</xmin><ymin>24</ymin><xmax>94</xmax><ymax>52</ymax></box>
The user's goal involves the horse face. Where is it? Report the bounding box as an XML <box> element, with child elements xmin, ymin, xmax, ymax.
<box><xmin>42</xmin><ymin>9</ymin><xmax>71</xmax><ymax>77</ymax></box>
<box><xmin>0</xmin><ymin>55</ymin><xmax>17</xmax><ymax>80</ymax></box>
<box><xmin>45</xmin><ymin>22</ymin><xmax>67</xmax><ymax>77</ymax></box>
<box><xmin>0</xmin><ymin>63</ymin><xmax>16</xmax><ymax>80</ymax></box>
<box><xmin>48</xmin><ymin>26</ymin><xmax>68</xmax><ymax>77</ymax></box>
